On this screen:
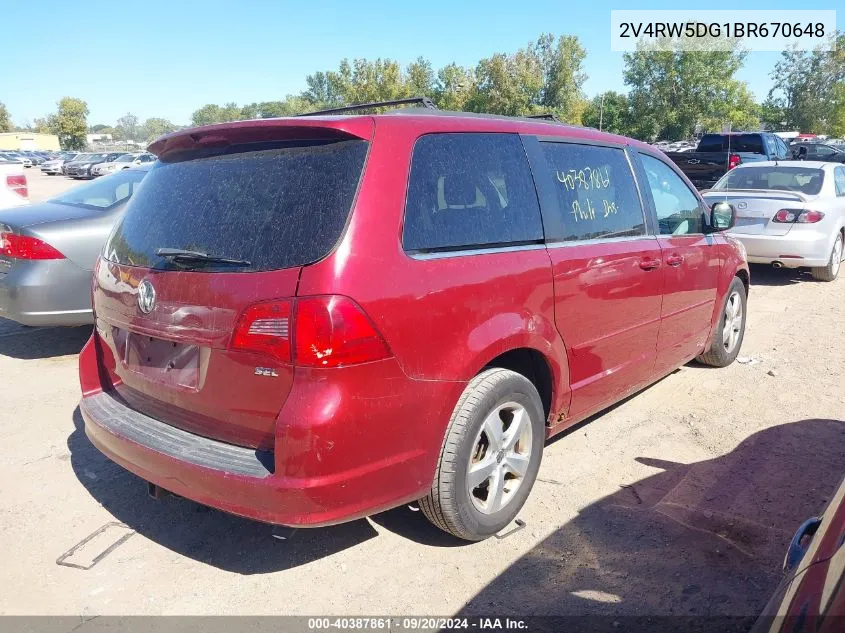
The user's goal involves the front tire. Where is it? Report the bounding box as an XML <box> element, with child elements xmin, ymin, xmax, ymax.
<box><xmin>697</xmin><ymin>277</ymin><xmax>747</xmax><ymax>367</ymax></box>
<box><xmin>811</xmin><ymin>233</ymin><xmax>842</xmax><ymax>282</ymax></box>
<box><xmin>419</xmin><ymin>368</ymin><xmax>544</xmax><ymax>541</ymax></box>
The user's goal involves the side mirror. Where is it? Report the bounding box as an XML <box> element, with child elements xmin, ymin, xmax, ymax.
<box><xmin>709</xmin><ymin>201</ymin><xmax>735</xmax><ymax>232</ymax></box>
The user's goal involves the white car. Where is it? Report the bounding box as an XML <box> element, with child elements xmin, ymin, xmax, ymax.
<box><xmin>40</xmin><ymin>153</ymin><xmax>81</xmax><ymax>175</ymax></box>
<box><xmin>91</xmin><ymin>153</ymin><xmax>155</xmax><ymax>176</ymax></box>
<box><xmin>0</xmin><ymin>159</ymin><xmax>29</xmax><ymax>209</ymax></box>
<box><xmin>703</xmin><ymin>162</ymin><xmax>845</xmax><ymax>281</ymax></box>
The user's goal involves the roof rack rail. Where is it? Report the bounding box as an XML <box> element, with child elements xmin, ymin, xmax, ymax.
<box><xmin>526</xmin><ymin>113</ymin><xmax>561</xmax><ymax>122</ymax></box>
<box><xmin>298</xmin><ymin>96</ymin><xmax>438</xmax><ymax>117</ymax></box>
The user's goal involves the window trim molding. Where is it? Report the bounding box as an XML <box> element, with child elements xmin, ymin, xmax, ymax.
<box><xmin>406</xmin><ymin>242</ymin><xmax>547</xmax><ymax>260</ymax></box>
<box><xmin>545</xmin><ymin>234</ymin><xmax>656</xmax><ymax>250</ymax></box>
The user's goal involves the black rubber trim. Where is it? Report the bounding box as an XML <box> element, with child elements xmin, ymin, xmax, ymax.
<box><xmin>83</xmin><ymin>391</ymin><xmax>274</xmax><ymax>478</ymax></box>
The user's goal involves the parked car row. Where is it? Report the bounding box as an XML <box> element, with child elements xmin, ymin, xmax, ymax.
<box><xmin>45</xmin><ymin>152</ymin><xmax>155</xmax><ymax>179</ymax></box>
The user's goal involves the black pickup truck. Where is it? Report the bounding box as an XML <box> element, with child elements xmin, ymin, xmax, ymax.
<box><xmin>664</xmin><ymin>132</ymin><xmax>791</xmax><ymax>189</ymax></box>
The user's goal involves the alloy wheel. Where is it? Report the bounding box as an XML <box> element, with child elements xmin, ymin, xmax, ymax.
<box><xmin>466</xmin><ymin>402</ymin><xmax>533</xmax><ymax>514</ymax></box>
<box><xmin>722</xmin><ymin>291</ymin><xmax>743</xmax><ymax>353</ymax></box>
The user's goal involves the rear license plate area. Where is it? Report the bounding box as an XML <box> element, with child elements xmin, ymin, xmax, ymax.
<box><xmin>122</xmin><ymin>331</ymin><xmax>200</xmax><ymax>389</ymax></box>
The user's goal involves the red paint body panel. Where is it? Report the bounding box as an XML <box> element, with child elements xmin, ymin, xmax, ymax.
<box><xmin>79</xmin><ymin>113</ymin><xmax>748</xmax><ymax>527</ymax></box>
<box><xmin>653</xmin><ymin>234</ymin><xmax>724</xmax><ymax>376</ymax></box>
<box><xmin>546</xmin><ymin>238</ymin><xmax>663</xmax><ymax>420</ymax></box>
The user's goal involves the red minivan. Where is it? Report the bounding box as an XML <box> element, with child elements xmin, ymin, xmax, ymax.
<box><xmin>79</xmin><ymin>103</ymin><xmax>749</xmax><ymax>541</ymax></box>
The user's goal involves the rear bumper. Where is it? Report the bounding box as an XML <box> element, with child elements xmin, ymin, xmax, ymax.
<box><xmin>0</xmin><ymin>259</ymin><xmax>94</xmax><ymax>326</ymax></box>
<box><xmin>79</xmin><ymin>338</ymin><xmax>463</xmax><ymax>527</ymax></box>
<box><xmin>729</xmin><ymin>230</ymin><xmax>835</xmax><ymax>268</ymax></box>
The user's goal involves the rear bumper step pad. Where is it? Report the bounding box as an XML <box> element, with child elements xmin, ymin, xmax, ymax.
<box><xmin>81</xmin><ymin>391</ymin><xmax>274</xmax><ymax>478</ymax></box>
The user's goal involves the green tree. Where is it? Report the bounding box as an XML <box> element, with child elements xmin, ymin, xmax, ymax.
<box><xmin>406</xmin><ymin>57</ymin><xmax>435</xmax><ymax>97</ymax></box>
<box><xmin>465</xmin><ymin>34</ymin><xmax>587</xmax><ymax>121</ymax></box>
<box><xmin>0</xmin><ymin>102</ymin><xmax>11</xmax><ymax>133</ymax></box>
<box><xmin>624</xmin><ymin>40</ymin><xmax>758</xmax><ymax>141</ymax></box>
<box><xmin>534</xmin><ymin>34</ymin><xmax>588</xmax><ymax>122</ymax></box>
<box><xmin>191</xmin><ymin>104</ymin><xmax>223</xmax><ymax>126</ymax></box>
<box><xmin>582</xmin><ymin>91</ymin><xmax>631</xmax><ymax>135</ymax></box>
<box><xmin>89</xmin><ymin>123</ymin><xmax>110</xmax><ymax>133</ymax></box>
<box><xmin>471</xmin><ymin>50</ymin><xmax>544</xmax><ymax>116</ymax></box>
<box><xmin>190</xmin><ymin>102</ymin><xmax>243</xmax><ymax>126</ymax></box>
<box><xmin>140</xmin><ymin>118</ymin><xmax>178</xmax><ymax>141</ymax></box>
<box><xmin>832</xmin><ymin>81</ymin><xmax>845</xmax><ymax>137</ymax></box>
<box><xmin>766</xmin><ymin>33</ymin><xmax>844</xmax><ymax>134</ymax></box>
<box><xmin>51</xmin><ymin>97</ymin><xmax>89</xmax><ymax>150</ymax></box>
<box><xmin>433</xmin><ymin>63</ymin><xmax>476</xmax><ymax>111</ymax></box>
<box><xmin>114</xmin><ymin>113</ymin><xmax>140</xmax><ymax>141</ymax></box>
<box><xmin>33</xmin><ymin>117</ymin><xmax>53</xmax><ymax>134</ymax></box>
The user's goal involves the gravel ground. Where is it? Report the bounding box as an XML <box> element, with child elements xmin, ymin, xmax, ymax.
<box><xmin>1</xmin><ymin>170</ymin><xmax>843</xmax><ymax>618</ymax></box>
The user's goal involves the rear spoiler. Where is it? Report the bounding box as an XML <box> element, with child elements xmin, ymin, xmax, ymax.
<box><xmin>700</xmin><ymin>188</ymin><xmax>809</xmax><ymax>202</ymax></box>
<box><xmin>148</xmin><ymin>117</ymin><xmax>374</xmax><ymax>161</ymax></box>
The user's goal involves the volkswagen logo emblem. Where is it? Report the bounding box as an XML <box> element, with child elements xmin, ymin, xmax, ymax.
<box><xmin>137</xmin><ymin>279</ymin><xmax>156</xmax><ymax>314</ymax></box>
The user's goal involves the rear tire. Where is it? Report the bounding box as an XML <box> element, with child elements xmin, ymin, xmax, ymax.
<box><xmin>419</xmin><ymin>368</ymin><xmax>544</xmax><ymax>541</ymax></box>
<box><xmin>811</xmin><ymin>234</ymin><xmax>842</xmax><ymax>282</ymax></box>
<box><xmin>696</xmin><ymin>277</ymin><xmax>747</xmax><ymax>367</ymax></box>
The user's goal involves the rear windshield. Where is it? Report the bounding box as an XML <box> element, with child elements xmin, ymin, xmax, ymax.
<box><xmin>697</xmin><ymin>134</ymin><xmax>764</xmax><ymax>154</ymax></box>
<box><xmin>712</xmin><ymin>167</ymin><xmax>825</xmax><ymax>195</ymax></box>
<box><xmin>52</xmin><ymin>168</ymin><xmax>148</xmax><ymax>210</ymax></box>
<box><xmin>103</xmin><ymin>139</ymin><xmax>368</xmax><ymax>272</ymax></box>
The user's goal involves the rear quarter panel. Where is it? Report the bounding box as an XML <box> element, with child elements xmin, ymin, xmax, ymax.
<box><xmin>29</xmin><ymin>205</ymin><xmax>125</xmax><ymax>271</ymax></box>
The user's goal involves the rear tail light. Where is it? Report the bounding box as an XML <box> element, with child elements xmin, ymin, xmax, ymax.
<box><xmin>231</xmin><ymin>300</ymin><xmax>292</xmax><ymax>362</ymax></box>
<box><xmin>773</xmin><ymin>209</ymin><xmax>797</xmax><ymax>223</ymax></box>
<box><xmin>727</xmin><ymin>154</ymin><xmax>741</xmax><ymax>170</ymax></box>
<box><xmin>294</xmin><ymin>296</ymin><xmax>390</xmax><ymax>367</ymax></box>
<box><xmin>772</xmin><ymin>209</ymin><xmax>825</xmax><ymax>224</ymax></box>
<box><xmin>0</xmin><ymin>232</ymin><xmax>65</xmax><ymax>260</ymax></box>
<box><xmin>231</xmin><ymin>295</ymin><xmax>390</xmax><ymax>368</ymax></box>
<box><xmin>6</xmin><ymin>174</ymin><xmax>27</xmax><ymax>198</ymax></box>
<box><xmin>796</xmin><ymin>210</ymin><xmax>824</xmax><ymax>224</ymax></box>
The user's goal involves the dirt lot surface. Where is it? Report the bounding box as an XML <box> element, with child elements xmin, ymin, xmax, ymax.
<box><xmin>1</xmin><ymin>170</ymin><xmax>843</xmax><ymax>617</ymax></box>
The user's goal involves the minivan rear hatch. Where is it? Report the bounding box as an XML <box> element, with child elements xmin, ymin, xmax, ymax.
<box><xmin>93</xmin><ymin>120</ymin><xmax>371</xmax><ymax>449</ymax></box>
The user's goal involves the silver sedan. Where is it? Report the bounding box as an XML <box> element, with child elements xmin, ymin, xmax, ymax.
<box><xmin>703</xmin><ymin>162</ymin><xmax>845</xmax><ymax>281</ymax></box>
<box><xmin>0</xmin><ymin>165</ymin><xmax>151</xmax><ymax>326</ymax></box>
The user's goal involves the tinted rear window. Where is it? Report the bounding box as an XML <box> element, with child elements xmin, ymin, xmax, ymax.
<box><xmin>104</xmin><ymin>140</ymin><xmax>368</xmax><ymax>271</ymax></box>
<box><xmin>712</xmin><ymin>166</ymin><xmax>824</xmax><ymax>195</ymax></box>
<box><xmin>402</xmin><ymin>133</ymin><xmax>543</xmax><ymax>252</ymax></box>
<box><xmin>697</xmin><ymin>134</ymin><xmax>765</xmax><ymax>154</ymax></box>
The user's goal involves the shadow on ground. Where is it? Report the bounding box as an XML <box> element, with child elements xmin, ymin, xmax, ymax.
<box><xmin>748</xmin><ymin>264</ymin><xmax>815</xmax><ymax>287</ymax></box>
<box><xmin>460</xmin><ymin>418</ymin><xmax>845</xmax><ymax>622</ymax></box>
<box><xmin>0</xmin><ymin>319</ymin><xmax>91</xmax><ymax>359</ymax></box>
<box><xmin>68</xmin><ymin>408</ymin><xmax>379</xmax><ymax>574</ymax></box>
<box><xmin>68</xmin><ymin>402</ymin><xmax>845</xmax><ymax>594</ymax></box>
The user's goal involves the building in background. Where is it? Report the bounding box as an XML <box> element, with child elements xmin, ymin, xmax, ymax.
<box><xmin>0</xmin><ymin>132</ymin><xmax>61</xmax><ymax>151</ymax></box>
<box><xmin>86</xmin><ymin>133</ymin><xmax>113</xmax><ymax>145</ymax></box>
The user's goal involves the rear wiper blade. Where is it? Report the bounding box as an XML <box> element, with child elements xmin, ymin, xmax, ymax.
<box><xmin>155</xmin><ymin>247</ymin><xmax>251</xmax><ymax>267</ymax></box>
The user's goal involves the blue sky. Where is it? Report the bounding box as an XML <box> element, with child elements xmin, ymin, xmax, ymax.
<box><xmin>3</xmin><ymin>1</ymin><xmax>840</xmax><ymax>126</ymax></box>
